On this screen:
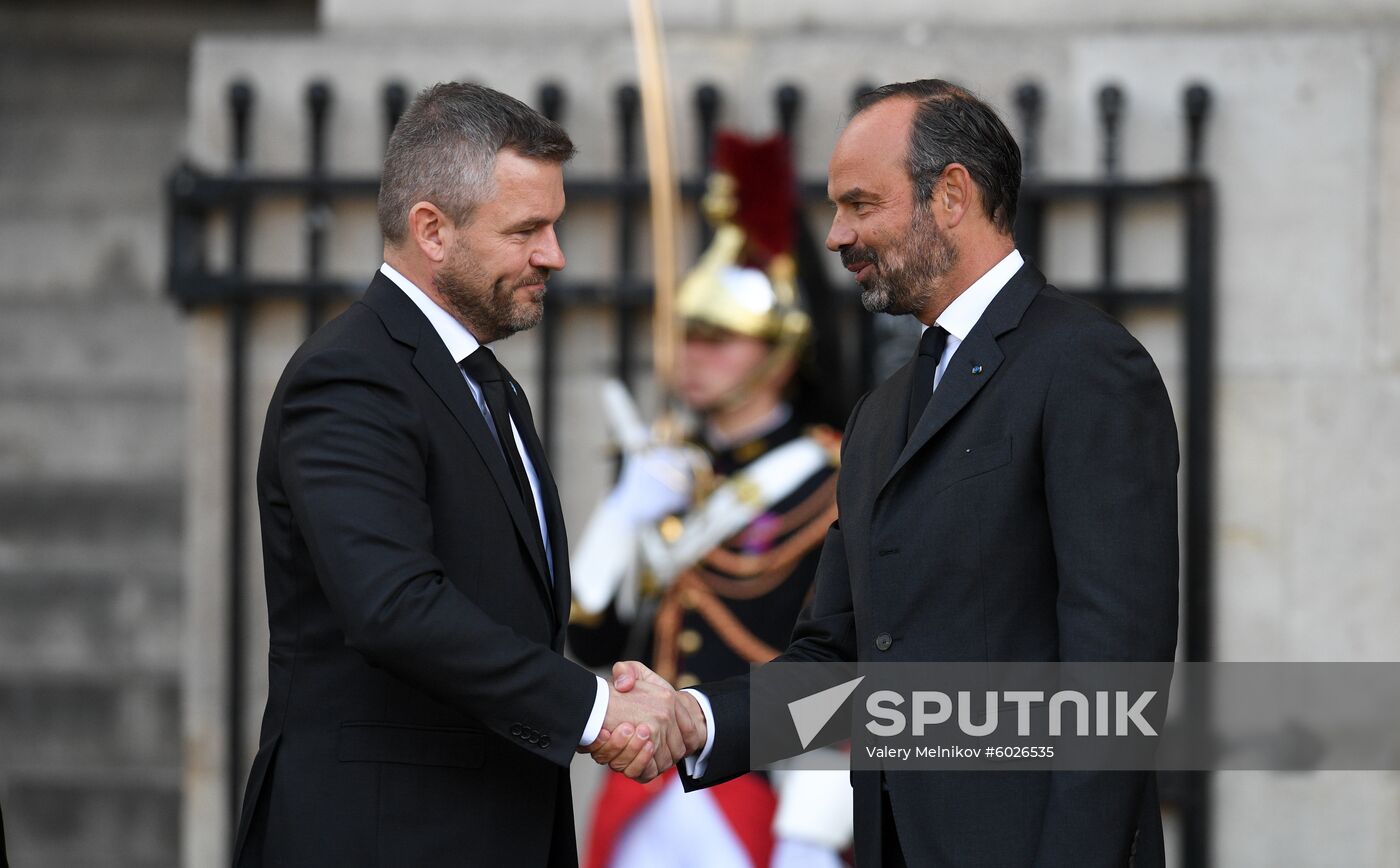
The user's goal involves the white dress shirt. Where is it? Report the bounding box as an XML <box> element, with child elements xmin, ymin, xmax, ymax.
<box><xmin>379</xmin><ymin>262</ymin><xmax>609</xmax><ymax>746</ymax></box>
<box><xmin>923</xmin><ymin>247</ymin><xmax>1024</xmax><ymax>392</ymax></box>
<box><xmin>685</xmin><ymin>248</ymin><xmax>1026</xmax><ymax>778</ymax></box>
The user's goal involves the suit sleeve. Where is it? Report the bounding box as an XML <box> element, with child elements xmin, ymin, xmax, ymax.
<box><xmin>1033</xmin><ymin>318</ymin><xmax>1180</xmax><ymax>867</ymax></box>
<box><xmin>681</xmin><ymin>392</ymin><xmax>869</xmax><ymax>792</ymax></box>
<box><xmin>277</xmin><ymin>348</ymin><xmax>597</xmax><ymax>768</ymax></box>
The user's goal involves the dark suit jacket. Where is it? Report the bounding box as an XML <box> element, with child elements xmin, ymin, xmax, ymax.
<box><xmin>234</xmin><ymin>272</ymin><xmax>598</xmax><ymax>868</ymax></box>
<box><xmin>686</xmin><ymin>263</ymin><xmax>1180</xmax><ymax>868</ymax></box>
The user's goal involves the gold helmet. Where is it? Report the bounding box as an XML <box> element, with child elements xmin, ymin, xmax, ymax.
<box><xmin>676</xmin><ymin>132</ymin><xmax>810</xmax><ymax>403</ymax></box>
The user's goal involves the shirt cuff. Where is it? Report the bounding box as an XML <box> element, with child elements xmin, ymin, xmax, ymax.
<box><xmin>578</xmin><ymin>675</ymin><xmax>609</xmax><ymax>746</ymax></box>
<box><xmin>681</xmin><ymin>688</ymin><xmax>716</xmax><ymax>779</ymax></box>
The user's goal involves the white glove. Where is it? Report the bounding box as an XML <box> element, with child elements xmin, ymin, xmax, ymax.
<box><xmin>771</xmin><ymin>765</ymin><xmax>854</xmax><ymax>853</ymax></box>
<box><xmin>605</xmin><ymin>445</ymin><xmax>696</xmax><ymax>527</ymax></box>
<box><xmin>570</xmin><ymin>501</ymin><xmax>639</xmax><ymax>616</ymax></box>
<box><xmin>771</xmin><ymin>837</ymin><xmax>844</xmax><ymax>868</ymax></box>
<box><xmin>572</xmin><ymin>445</ymin><xmax>696</xmax><ymax>616</ymax></box>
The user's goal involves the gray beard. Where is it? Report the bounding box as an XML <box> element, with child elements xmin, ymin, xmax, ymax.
<box><xmin>860</xmin><ymin>210</ymin><xmax>957</xmax><ymax>316</ymax></box>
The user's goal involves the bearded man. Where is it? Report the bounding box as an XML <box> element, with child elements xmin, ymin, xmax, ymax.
<box><xmin>599</xmin><ymin>79</ymin><xmax>1181</xmax><ymax>868</ymax></box>
<box><xmin>233</xmin><ymin>82</ymin><xmax>694</xmax><ymax>868</ymax></box>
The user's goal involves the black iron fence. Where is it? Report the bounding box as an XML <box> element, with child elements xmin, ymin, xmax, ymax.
<box><xmin>168</xmin><ymin>78</ymin><xmax>1215</xmax><ymax>866</ymax></box>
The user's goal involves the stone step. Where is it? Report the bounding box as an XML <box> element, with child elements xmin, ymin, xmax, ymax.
<box><xmin>0</xmin><ymin>391</ymin><xmax>185</xmax><ymax>483</ymax></box>
<box><xmin>0</xmin><ymin>478</ymin><xmax>181</xmax><ymax>549</ymax></box>
<box><xmin>0</xmin><ymin>569</ymin><xmax>180</xmax><ymax>677</ymax></box>
<box><xmin>0</xmin><ymin>115</ymin><xmax>185</xmax><ymax>217</ymax></box>
<box><xmin>1</xmin><ymin>766</ymin><xmax>179</xmax><ymax>868</ymax></box>
<box><xmin>0</xmin><ymin>298</ymin><xmax>184</xmax><ymax>394</ymax></box>
<box><xmin>0</xmin><ymin>673</ymin><xmax>180</xmax><ymax>769</ymax></box>
<box><xmin>0</xmin><ymin>477</ymin><xmax>182</xmax><ymax>583</ymax></box>
<box><xmin>0</xmin><ymin>210</ymin><xmax>170</xmax><ymax>302</ymax></box>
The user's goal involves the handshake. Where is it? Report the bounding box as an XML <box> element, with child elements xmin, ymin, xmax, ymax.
<box><xmin>579</xmin><ymin>661</ymin><xmax>708</xmax><ymax>783</ymax></box>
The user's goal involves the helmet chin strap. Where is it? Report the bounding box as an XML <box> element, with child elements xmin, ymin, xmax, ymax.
<box><xmin>707</xmin><ymin>328</ymin><xmax>804</xmax><ymax>418</ymax></box>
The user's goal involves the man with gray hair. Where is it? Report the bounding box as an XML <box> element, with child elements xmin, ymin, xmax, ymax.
<box><xmin>233</xmin><ymin>82</ymin><xmax>699</xmax><ymax>868</ymax></box>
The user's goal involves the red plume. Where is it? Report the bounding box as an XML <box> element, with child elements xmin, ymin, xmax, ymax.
<box><xmin>711</xmin><ymin>131</ymin><xmax>796</xmax><ymax>268</ymax></box>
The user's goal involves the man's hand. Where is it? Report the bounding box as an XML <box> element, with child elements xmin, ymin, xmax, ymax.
<box><xmin>590</xmin><ymin>665</ymin><xmax>683</xmax><ymax>781</ymax></box>
<box><xmin>587</xmin><ymin>661</ymin><xmax>707</xmax><ymax>782</ymax></box>
<box><xmin>614</xmin><ymin>662</ymin><xmax>708</xmax><ymax>755</ymax></box>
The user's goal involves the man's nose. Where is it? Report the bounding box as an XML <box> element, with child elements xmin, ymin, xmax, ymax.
<box><xmin>826</xmin><ymin>215</ymin><xmax>854</xmax><ymax>253</ymax></box>
<box><xmin>533</xmin><ymin>226</ymin><xmax>566</xmax><ymax>271</ymax></box>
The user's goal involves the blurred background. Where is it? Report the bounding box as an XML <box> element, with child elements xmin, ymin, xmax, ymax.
<box><xmin>2</xmin><ymin>0</ymin><xmax>1399</xmax><ymax>866</ymax></box>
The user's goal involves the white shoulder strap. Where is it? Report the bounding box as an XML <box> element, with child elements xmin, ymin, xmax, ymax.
<box><xmin>640</xmin><ymin>435</ymin><xmax>833</xmax><ymax>586</ymax></box>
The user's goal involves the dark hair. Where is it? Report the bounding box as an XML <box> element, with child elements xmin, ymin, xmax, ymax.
<box><xmin>854</xmin><ymin>79</ymin><xmax>1021</xmax><ymax>234</ymax></box>
<box><xmin>377</xmin><ymin>82</ymin><xmax>576</xmax><ymax>244</ymax></box>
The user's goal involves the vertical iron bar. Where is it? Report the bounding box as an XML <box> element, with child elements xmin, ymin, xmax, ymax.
<box><xmin>615</xmin><ymin>85</ymin><xmax>641</xmax><ymax>390</ymax></box>
<box><xmin>850</xmin><ymin>81</ymin><xmax>877</xmax><ymax>394</ymax></box>
<box><xmin>1097</xmin><ymin>84</ymin><xmax>1124</xmax><ymax>320</ymax></box>
<box><xmin>1181</xmin><ymin>84</ymin><xmax>1215</xmax><ymax>868</ymax></box>
<box><xmin>1012</xmin><ymin>82</ymin><xmax>1046</xmax><ymax>266</ymax></box>
<box><xmin>380</xmin><ymin>82</ymin><xmax>408</xmax><ymax>276</ymax></box>
<box><xmin>694</xmin><ymin>84</ymin><xmax>721</xmax><ymax>252</ymax></box>
<box><xmin>1015</xmin><ymin>82</ymin><xmax>1043</xmax><ymax>177</ymax></box>
<box><xmin>1185</xmin><ymin>84</ymin><xmax>1211</xmax><ymax>175</ymax></box>
<box><xmin>537</xmin><ymin>83</ymin><xmax>564</xmax><ymax>459</ymax></box>
<box><xmin>225</xmin><ymin>78</ymin><xmax>253</xmax><ymax>847</ymax></box>
<box><xmin>775</xmin><ymin>83</ymin><xmax>800</xmax><ymax>142</ymax></box>
<box><xmin>305</xmin><ymin>80</ymin><xmax>332</xmax><ymax>337</ymax></box>
<box><xmin>167</xmin><ymin>163</ymin><xmax>203</xmax><ymax>304</ymax></box>
<box><xmin>1183</xmin><ymin>180</ymin><xmax>1217</xmax><ymax>868</ymax></box>
<box><xmin>384</xmin><ymin>81</ymin><xmax>408</xmax><ymax>139</ymax></box>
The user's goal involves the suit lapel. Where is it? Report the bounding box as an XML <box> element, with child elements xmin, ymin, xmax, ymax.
<box><xmin>361</xmin><ymin>275</ymin><xmax>555</xmax><ymax>605</ymax></box>
<box><xmin>883</xmin><ymin>331</ymin><xmax>1005</xmax><ymax>489</ymax></box>
<box><xmin>870</xmin><ymin>359</ymin><xmax>917</xmax><ymax>495</ymax></box>
<box><xmin>877</xmin><ymin>262</ymin><xmax>1047</xmax><ymax>498</ymax></box>
<box><xmin>504</xmin><ymin>377</ymin><xmax>571</xmax><ymax>633</ymax></box>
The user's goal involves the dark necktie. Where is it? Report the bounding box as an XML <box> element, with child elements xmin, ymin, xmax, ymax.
<box><xmin>460</xmin><ymin>347</ymin><xmax>546</xmax><ymax>554</ymax></box>
<box><xmin>907</xmin><ymin>325</ymin><xmax>948</xmax><ymax>441</ymax></box>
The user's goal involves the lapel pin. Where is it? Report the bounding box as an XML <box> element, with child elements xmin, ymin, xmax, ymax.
<box><xmin>971</xmin><ymin>364</ymin><xmax>984</xmax><ymax>375</ymax></box>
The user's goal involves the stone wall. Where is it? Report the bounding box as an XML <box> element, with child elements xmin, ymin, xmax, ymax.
<box><xmin>0</xmin><ymin>4</ymin><xmax>312</xmax><ymax>867</ymax></box>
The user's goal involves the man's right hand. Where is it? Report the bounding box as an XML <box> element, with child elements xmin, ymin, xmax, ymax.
<box><xmin>587</xmin><ymin>661</ymin><xmax>707</xmax><ymax>782</ymax></box>
<box><xmin>594</xmin><ymin>667</ymin><xmax>683</xmax><ymax>781</ymax></box>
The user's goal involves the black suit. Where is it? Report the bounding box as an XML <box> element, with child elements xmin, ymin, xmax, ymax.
<box><xmin>234</xmin><ymin>272</ymin><xmax>597</xmax><ymax>867</ymax></box>
<box><xmin>686</xmin><ymin>263</ymin><xmax>1179</xmax><ymax>867</ymax></box>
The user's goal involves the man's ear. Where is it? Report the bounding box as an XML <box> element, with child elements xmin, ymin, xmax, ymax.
<box><xmin>936</xmin><ymin>163</ymin><xmax>975</xmax><ymax>230</ymax></box>
<box><xmin>408</xmin><ymin>200</ymin><xmax>451</xmax><ymax>264</ymax></box>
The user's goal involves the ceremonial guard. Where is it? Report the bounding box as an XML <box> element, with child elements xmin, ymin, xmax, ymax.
<box><xmin>570</xmin><ymin>132</ymin><xmax>853</xmax><ymax>868</ymax></box>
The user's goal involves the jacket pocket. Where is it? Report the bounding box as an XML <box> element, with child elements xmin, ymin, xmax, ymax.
<box><xmin>932</xmin><ymin>435</ymin><xmax>1012</xmax><ymax>495</ymax></box>
<box><xmin>337</xmin><ymin>721</ymin><xmax>486</xmax><ymax>769</ymax></box>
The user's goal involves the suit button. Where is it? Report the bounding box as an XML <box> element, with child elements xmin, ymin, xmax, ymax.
<box><xmin>539</xmin><ymin>736</ymin><xmax>551</xmax><ymax>749</ymax></box>
<box><xmin>875</xmin><ymin>632</ymin><xmax>893</xmax><ymax>652</ymax></box>
<box><xmin>528</xmin><ymin>733</ymin><xmax>539</xmax><ymax>744</ymax></box>
<box><xmin>510</xmin><ymin>724</ymin><xmax>522</xmax><ymax>737</ymax></box>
